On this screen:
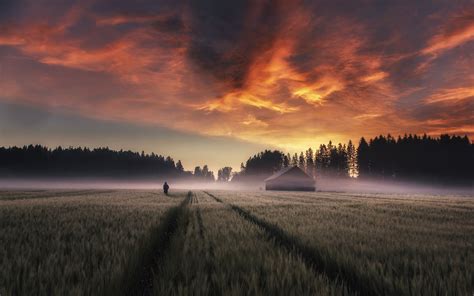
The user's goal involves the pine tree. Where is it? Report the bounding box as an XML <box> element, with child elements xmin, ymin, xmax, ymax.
<box><xmin>194</xmin><ymin>166</ymin><xmax>202</xmax><ymax>177</ymax></box>
<box><xmin>176</xmin><ymin>160</ymin><xmax>184</xmax><ymax>173</ymax></box>
<box><xmin>337</xmin><ymin>143</ymin><xmax>348</xmax><ymax>177</ymax></box>
<box><xmin>291</xmin><ymin>153</ymin><xmax>298</xmax><ymax>166</ymax></box>
<box><xmin>284</xmin><ymin>153</ymin><xmax>291</xmax><ymax>167</ymax></box>
<box><xmin>299</xmin><ymin>152</ymin><xmax>305</xmax><ymax>169</ymax></box>
<box><xmin>346</xmin><ymin>140</ymin><xmax>358</xmax><ymax>177</ymax></box>
<box><xmin>305</xmin><ymin>148</ymin><xmax>314</xmax><ymax>176</ymax></box>
<box><xmin>202</xmin><ymin>165</ymin><xmax>209</xmax><ymax>177</ymax></box>
<box><xmin>315</xmin><ymin>144</ymin><xmax>328</xmax><ymax>178</ymax></box>
<box><xmin>357</xmin><ymin>137</ymin><xmax>370</xmax><ymax>177</ymax></box>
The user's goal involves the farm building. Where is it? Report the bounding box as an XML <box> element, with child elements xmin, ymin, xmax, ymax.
<box><xmin>264</xmin><ymin>166</ymin><xmax>315</xmax><ymax>191</ymax></box>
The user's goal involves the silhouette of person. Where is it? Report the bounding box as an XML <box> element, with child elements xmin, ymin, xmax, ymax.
<box><xmin>163</xmin><ymin>182</ymin><xmax>169</xmax><ymax>195</ymax></box>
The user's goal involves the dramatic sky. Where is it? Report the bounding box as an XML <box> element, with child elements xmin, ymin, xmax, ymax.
<box><xmin>1</xmin><ymin>0</ymin><xmax>473</xmax><ymax>172</ymax></box>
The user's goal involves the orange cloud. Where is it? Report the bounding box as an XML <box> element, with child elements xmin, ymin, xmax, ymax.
<box><xmin>422</xmin><ymin>9</ymin><xmax>474</xmax><ymax>55</ymax></box>
<box><xmin>424</xmin><ymin>87</ymin><xmax>474</xmax><ymax>104</ymax></box>
<box><xmin>96</xmin><ymin>15</ymin><xmax>159</xmax><ymax>26</ymax></box>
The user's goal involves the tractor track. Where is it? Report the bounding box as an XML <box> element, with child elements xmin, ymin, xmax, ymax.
<box><xmin>203</xmin><ymin>191</ymin><xmax>382</xmax><ymax>296</ymax></box>
<box><xmin>193</xmin><ymin>193</ymin><xmax>217</xmax><ymax>293</ymax></box>
<box><xmin>123</xmin><ymin>194</ymin><xmax>191</xmax><ymax>296</ymax></box>
<box><xmin>196</xmin><ymin>206</ymin><xmax>205</xmax><ymax>240</ymax></box>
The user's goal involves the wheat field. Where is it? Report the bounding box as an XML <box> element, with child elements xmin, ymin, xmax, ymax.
<box><xmin>0</xmin><ymin>189</ymin><xmax>472</xmax><ymax>295</ymax></box>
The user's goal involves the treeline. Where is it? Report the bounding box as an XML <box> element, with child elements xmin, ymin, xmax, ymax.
<box><xmin>193</xmin><ymin>165</ymin><xmax>215</xmax><ymax>182</ymax></box>
<box><xmin>0</xmin><ymin>145</ymin><xmax>187</xmax><ymax>178</ymax></box>
<box><xmin>357</xmin><ymin>134</ymin><xmax>473</xmax><ymax>183</ymax></box>
<box><xmin>233</xmin><ymin>134</ymin><xmax>472</xmax><ymax>184</ymax></box>
<box><xmin>1</xmin><ymin>134</ymin><xmax>472</xmax><ymax>184</ymax></box>
<box><xmin>232</xmin><ymin>141</ymin><xmax>357</xmax><ymax>181</ymax></box>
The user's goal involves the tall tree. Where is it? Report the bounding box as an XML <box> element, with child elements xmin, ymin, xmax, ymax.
<box><xmin>357</xmin><ymin>137</ymin><xmax>370</xmax><ymax>177</ymax></box>
<box><xmin>305</xmin><ymin>148</ymin><xmax>314</xmax><ymax>176</ymax></box>
<box><xmin>193</xmin><ymin>166</ymin><xmax>202</xmax><ymax>177</ymax></box>
<box><xmin>315</xmin><ymin>144</ymin><xmax>328</xmax><ymax>177</ymax></box>
<box><xmin>298</xmin><ymin>152</ymin><xmax>305</xmax><ymax>169</ymax></box>
<box><xmin>217</xmin><ymin>167</ymin><xmax>233</xmax><ymax>182</ymax></box>
<box><xmin>284</xmin><ymin>153</ymin><xmax>291</xmax><ymax>167</ymax></box>
<box><xmin>176</xmin><ymin>160</ymin><xmax>184</xmax><ymax>173</ymax></box>
<box><xmin>202</xmin><ymin>165</ymin><xmax>209</xmax><ymax>177</ymax></box>
<box><xmin>346</xmin><ymin>140</ymin><xmax>357</xmax><ymax>177</ymax></box>
<box><xmin>291</xmin><ymin>153</ymin><xmax>298</xmax><ymax>167</ymax></box>
<box><xmin>240</xmin><ymin>150</ymin><xmax>285</xmax><ymax>175</ymax></box>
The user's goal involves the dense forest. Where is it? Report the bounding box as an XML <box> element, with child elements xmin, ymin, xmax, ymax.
<box><xmin>234</xmin><ymin>134</ymin><xmax>473</xmax><ymax>184</ymax></box>
<box><xmin>357</xmin><ymin>134</ymin><xmax>473</xmax><ymax>183</ymax></box>
<box><xmin>0</xmin><ymin>145</ymin><xmax>187</xmax><ymax>178</ymax></box>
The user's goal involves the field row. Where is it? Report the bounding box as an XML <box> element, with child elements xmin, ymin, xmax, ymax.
<box><xmin>209</xmin><ymin>190</ymin><xmax>474</xmax><ymax>295</ymax></box>
<box><xmin>1</xmin><ymin>189</ymin><xmax>472</xmax><ymax>295</ymax></box>
<box><xmin>1</xmin><ymin>190</ymin><xmax>349</xmax><ymax>295</ymax></box>
<box><xmin>0</xmin><ymin>190</ymin><xmax>183</xmax><ymax>295</ymax></box>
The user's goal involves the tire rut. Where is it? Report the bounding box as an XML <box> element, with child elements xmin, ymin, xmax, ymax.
<box><xmin>122</xmin><ymin>195</ymin><xmax>191</xmax><ymax>296</ymax></box>
<box><xmin>202</xmin><ymin>191</ymin><xmax>375</xmax><ymax>296</ymax></box>
<box><xmin>193</xmin><ymin>193</ymin><xmax>217</xmax><ymax>292</ymax></box>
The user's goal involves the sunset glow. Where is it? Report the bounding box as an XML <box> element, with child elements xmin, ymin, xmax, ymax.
<box><xmin>1</xmin><ymin>0</ymin><xmax>473</xmax><ymax>171</ymax></box>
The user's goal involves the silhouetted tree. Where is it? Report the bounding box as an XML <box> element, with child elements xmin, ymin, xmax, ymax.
<box><xmin>305</xmin><ymin>148</ymin><xmax>314</xmax><ymax>176</ymax></box>
<box><xmin>291</xmin><ymin>153</ymin><xmax>298</xmax><ymax>167</ymax></box>
<box><xmin>356</xmin><ymin>134</ymin><xmax>473</xmax><ymax>183</ymax></box>
<box><xmin>315</xmin><ymin>144</ymin><xmax>328</xmax><ymax>177</ymax></box>
<box><xmin>202</xmin><ymin>165</ymin><xmax>215</xmax><ymax>181</ymax></box>
<box><xmin>298</xmin><ymin>152</ymin><xmax>305</xmax><ymax>169</ymax></box>
<box><xmin>347</xmin><ymin>140</ymin><xmax>357</xmax><ymax>177</ymax></box>
<box><xmin>314</xmin><ymin>141</ymin><xmax>351</xmax><ymax>178</ymax></box>
<box><xmin>238</xmin><ymin>150</ymin><xmax>285</xmax><ymax>176</ymax></box>
<box><xmin>193</xmin><ymin>166</ymin><xmax>202</xmax><ymax>177</ymax></box>
<box><xmin>176</xmin><ymin>160</ymin><xmax>184</xmax><ymax>173</ymax></box>
<box><xmin>0</xmin><ymin>145</ymin><xmax>183</xmax><ymax>178</ymax></box>
<box><xmin>357</xmin><ymin>137</ymin><xmax>370</xmax><ymax>176</ymax></box>
<box><xmin>217</xmin><ymin>167</ymin><xmax>232</xmax><ymax>182</ymax></box>
<box><xmin>284</xmin><ymin>153</ymin><xmax>291</xmax><ymax>167</ymax></box>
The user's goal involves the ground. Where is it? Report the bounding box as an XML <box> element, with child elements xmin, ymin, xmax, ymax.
<box><xmin>0</xmin><ymin>189</ymin><xmax>473</xmax><ymax>295</ymax></box>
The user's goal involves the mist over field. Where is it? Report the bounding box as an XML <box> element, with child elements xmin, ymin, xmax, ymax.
<box><xmin>1</xmin><ymin>177</ymin><xmax>472</xmax><ymax>196</ymax></box>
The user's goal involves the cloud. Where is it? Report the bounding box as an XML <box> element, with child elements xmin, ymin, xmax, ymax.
<box><xmin>0</xmin><ymin>0</ymin><xmax>473</xmax><ymax>155</ymax></box>
<box><xmin>424</xmin><ymin>87</ymin><xmax>474</xmax><ymax>104</ymax></box>
<box><xmin>422</xmin><ymin>8</ymin><xmax>474</xmax><ymax>55</ymax></box>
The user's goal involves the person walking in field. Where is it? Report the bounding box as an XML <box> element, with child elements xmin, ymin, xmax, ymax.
<box><xmin>163</xmin><ymin>182</ymin><xmax>169</xmax><ymax>195</ymax></box>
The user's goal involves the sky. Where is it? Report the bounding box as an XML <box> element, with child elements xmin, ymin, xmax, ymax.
<box><xmin>0</xmin><ymin>0</ymin><xmax>473</xmax><ymax>172</ymax></box>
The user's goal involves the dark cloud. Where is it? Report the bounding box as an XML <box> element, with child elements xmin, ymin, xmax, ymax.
<box><xmin>409</xmin><ymin>99</ymin><xmax>474</xmax><ymax>129</ymax></box>
<box><xmin>152</xmin><ymin>14</ymin><xmax>184</xmax><ymax>33</ymax></box>
<box><xmin>185</xmin><ymin>0</ymin><xmax>285</xmax><ymax>89</ymax></box>
<box><xmin>0</xmin><ymin>0</ymin><xmax>19</xmax><ymax>21</ymax></box>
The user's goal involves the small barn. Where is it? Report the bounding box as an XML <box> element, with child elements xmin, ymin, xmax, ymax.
<box><xmin>264</xmin><ymin>166</ymin><xmax>315</xmax><ymax>192</ymax></box>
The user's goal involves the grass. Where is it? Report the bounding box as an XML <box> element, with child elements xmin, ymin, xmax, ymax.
<box><xmin>1</xmin><ymin>189</ymin><xmax>472</xmax><ymax>295</ymax></box>
<box><xmin>152</xmin><ymin>191</ymin><xmax>347</xmax><ymax>295</ymax></box>
<box><xmin>211</xmin><ymin>190</ymin><xmax>474</xmax><ymax>295</ymax></box>
<box><xmin>0</xmin><ymin>190</ymin><xmax>184</xmax><ymax>295</ymax></box>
